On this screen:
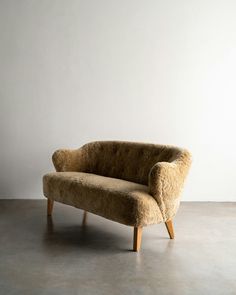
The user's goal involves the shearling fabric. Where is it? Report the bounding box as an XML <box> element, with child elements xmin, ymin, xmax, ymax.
<box><xmin>43</xmin><ymin>141</ymin><xmax>191</xmax><ymax>226</ymax></box>
<box><xmin>43</xmin><ymin>172</ymin><xmax>163</xmax><ymax>226</ymax></box>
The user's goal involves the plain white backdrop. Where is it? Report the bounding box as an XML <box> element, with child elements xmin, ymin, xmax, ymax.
<box><xmin>0</xmin><ymin>0</ymin><xmax>236</xmax><ymax>200</ymax></box>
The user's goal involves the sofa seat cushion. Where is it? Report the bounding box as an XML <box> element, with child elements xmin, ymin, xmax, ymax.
<box><xmin>43</xmin><ymin>172</ymin><xmax>163</xmax><ymax>226</ymax></box>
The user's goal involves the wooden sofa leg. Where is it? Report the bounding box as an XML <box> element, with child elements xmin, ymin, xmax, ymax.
<box><xmin>133</xmin><ymin>227</ymin><xmax>142</xmax><ymax>252</ymax></box>
<box><xmin>165</xmin><ymin>220</ymin><xmax>174</xmax><ymax>239</ymax></box>
<box><xmin>82</xmin><ymin>211</ymin><xmax>87</xmax><ymax>226</ymax></box>
<box><xmin>47</xmin><ymin>199</ymin><xmax>54</xmax><ymax>216</ymax></box>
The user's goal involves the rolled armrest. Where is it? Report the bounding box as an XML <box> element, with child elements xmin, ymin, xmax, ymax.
<box><xmin>52</xmin><ymin>148</ymin><xmax>85</xmax><ymax>172</ymax></box>
<box><xmin>148</xmin><ymin>151</ymin><xmax>191</xmax><ymax>221</ymax></box>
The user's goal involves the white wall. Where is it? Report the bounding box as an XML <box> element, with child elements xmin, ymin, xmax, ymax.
<box><xmin>0</xmin><ymin>0</ymin><xmax>236</xmax><ymax>201</ymax></box>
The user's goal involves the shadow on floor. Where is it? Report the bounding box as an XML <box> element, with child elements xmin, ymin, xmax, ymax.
<box><xmin>43</xmin><ymin>216</ymin><xmax>131</xmax><ymax>253</ymax></box>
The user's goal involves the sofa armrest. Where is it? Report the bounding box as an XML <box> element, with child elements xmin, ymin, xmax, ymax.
<box><xmin>148</xmin><ymin>152</ymin><xmax>191</xmax><ymax>221</ymax></box>
<box><xmin>52</xmin><ymin>149</ymin><xmax>85</xmax><ymax>172</ymax></box>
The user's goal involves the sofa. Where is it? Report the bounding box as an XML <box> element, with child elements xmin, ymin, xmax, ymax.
<box><xmin>43</xmin><ymin>141</ymin><xmax>191</xmax><ymax>251</ymax></box>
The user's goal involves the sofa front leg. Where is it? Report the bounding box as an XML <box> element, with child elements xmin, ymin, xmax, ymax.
<box><xmin>133</xmin><ymin>227</ymin><xmax>142</xmax><ymax>252</ymax></box>
<box><xmin>47</xmin><ymin>199</ymin><xmax>54</xmax><ymax>216</ymax></box>
<box><xmin>165</xmin><ymin>220</ymin><xmax>174</xmax><ymax>239</ymax></box>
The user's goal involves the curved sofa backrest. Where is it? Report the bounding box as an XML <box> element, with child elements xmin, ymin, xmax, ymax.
<box><xmin>79</xmin><ymin>141</ymin><xmax>189</xmax><ymax>185</ymax></box>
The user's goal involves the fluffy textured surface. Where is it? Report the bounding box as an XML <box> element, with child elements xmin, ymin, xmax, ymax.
<box><xmin>43</xmin><ymin>172</ymin><xmax>163</xmax><ymax>226</ymax></box>
<box><xmin>43</xmin><ymin>141</ymin><xmax>191</xmax><ymax>226</ymax></box>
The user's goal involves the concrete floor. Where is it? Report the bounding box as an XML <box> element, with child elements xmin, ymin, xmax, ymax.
<box><xmin>0</xmin><ymin>201</ymin><xmax>236</xmax><ymax>295</ymax></box>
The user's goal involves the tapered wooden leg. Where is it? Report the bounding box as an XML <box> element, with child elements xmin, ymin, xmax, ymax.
<box><xmin>82</xmin><ymin>211</ymin><xmax>87</xmax><ymax>226</ymax></box>
<box><xmin>165</xmin><ymin>220</ymin><xmax>174</xmax><ymax>239</ymax></box>
<box><xmin>133</xmin><ymin>227</ymin><xmax>142</xmax><ymax>252</ymax></box>
<box><xmin>47</xmin><ymin>199</ymin><xmax>54</xmax><ymax>216</ymax></box>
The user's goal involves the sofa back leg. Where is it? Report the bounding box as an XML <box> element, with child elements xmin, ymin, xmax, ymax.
<box><xmin>165</xmin><ymin>220</ymin><xmax>174</xmax><ymax>239</ymax></box>
<box><xmin>133</xmin><ymin>227</ymin><xmax>142</xmax><ymax>252</ymax></box>
<box><xmin>82</xmin><ymin>211</ymin><xmax>87</xmax><ymax>226</ymax></box>
<box><xmin>47</xmin><ymin>199</ymin><xmax>54</xmax><ymax>216</ymax></box>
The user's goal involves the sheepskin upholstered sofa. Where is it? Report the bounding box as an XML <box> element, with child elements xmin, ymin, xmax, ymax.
<box><xmin>43</xmin><ymin>141</ymin><xmax>191</xmax><ymax>251</ymax></box>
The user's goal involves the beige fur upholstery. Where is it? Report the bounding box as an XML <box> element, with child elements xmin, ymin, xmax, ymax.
<box><xmin>43</xmin><ymin>141</ymin><xmax>191</xmax><ymax>226</ymax></box>
<box><xmin>43</xmin><ymin>172</ymin><xmax>163</xmax><ymax>226</ymax></box>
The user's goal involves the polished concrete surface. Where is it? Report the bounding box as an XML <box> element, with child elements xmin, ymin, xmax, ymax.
<box><xmin>0</xmin><ymin>200</ymin><xmax>236</xmax><ymax>295</ymax></box>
